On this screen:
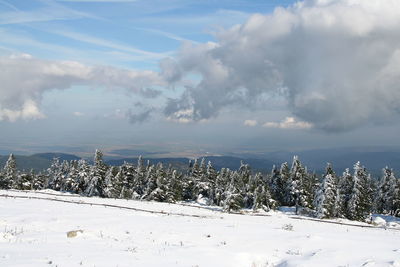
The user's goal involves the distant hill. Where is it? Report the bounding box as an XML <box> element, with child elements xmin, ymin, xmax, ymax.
<box><xmin>106</xmin><ymin>156</ymin><xmax>277</xmax><ymax>173</ymax></box>
<box><xmin>33</xmin><ymin>153</ymin><xmax>81</xmax><ymax>162</ymax></box>
<box><xmin>1</xmin><ymin>148</ymin><xmax>400</xmax><ymax>177</ymax></box>
<box><xmin>0</xmin><ymin>153</ymin><xmax>81</xmax><ymax>172</ymax></box>
<box><xmin>238</xmin><ymin>147</ymin><xmax>400</xmax><ymax>177</ymax></box>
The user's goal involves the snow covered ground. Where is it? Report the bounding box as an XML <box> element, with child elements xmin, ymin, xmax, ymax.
<box><xmin>1</xmin><ymin>190</ymin><xmax>400</xmax><ymax>267</ymax></box>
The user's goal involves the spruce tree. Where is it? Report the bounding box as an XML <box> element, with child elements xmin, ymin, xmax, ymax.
<box><xmin>76</xmin><ymin>159</ymin><xmax>91</xmax><ymax>194</ymax></box>
<box><xmin>347</xmin><ymin>162</ymin><xmax>372</xmax><ymax>221</ymax></box>
<box><xmin>169</xmin><ymin>169</ymin><xmax>183</xmax><ymax>202</ymax></box>
<box><xmin>287</xmin><ymin>156</ymin><xmax>307</xmax><ymax>213</ymax></box>
<box><xmin>214</xmin><ymin>168</ymin><xmax>230</xmax><ymax>206</ymax></box>
<box><xmin>339</xmin><ymin>168</ymin><xmax>353</xmax><ymax>218</ymax></box>
<box><xmin>376</xmin><ymin>167</ymin><xmax>397</xmax><ymax>215</ymax></box>
<box><xmin>47</xmin><ymin>158</ymin><xmax>63</xmax><ymax>190</ymax></box>
<box><xmin>85</xmin><ymin>150</ymin><xmax>108</xmax><ymax>197</ymax></box>
<box><xmin>314</xmin><ymin>163</ymin><xmax>338</xmax><ymax>218</ymax></box>
<box><xmin>270</xmin><ymin>165</ymin><xmax>287</xmax><ymax>206</ymax></box>
<box><xmin>223</xmin><ymin>172</ymin><xmax>244</xmax><ymax>212</ymax></box>
<box><xmin>32</xmin><ymin>171</ymin><xmax>47</xmax><ymax>190</ymax></box>
<box><xmin>3</xmin><ymin>154</ymin><xmax>18</xmax><ymax>189</ymax></box>
<box><xmin>17</xmin><ymin>170</ymin><xmax>34</xmax><ymax>190</ymax></box>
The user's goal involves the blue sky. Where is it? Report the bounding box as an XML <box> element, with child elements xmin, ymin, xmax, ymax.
<box><xmin>1</xmin><ymin>0</ymin><xmax>400</xmax><ymax>156</ymax></box>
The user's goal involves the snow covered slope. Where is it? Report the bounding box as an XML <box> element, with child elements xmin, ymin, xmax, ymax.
<box><xmin>1</xmin><ymin>190</ymin><xmax>400</xmax><ymax>267</ymax></box>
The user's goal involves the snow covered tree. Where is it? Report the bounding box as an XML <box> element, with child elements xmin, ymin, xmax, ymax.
<box><xmin>32</xmin><ymin>171</ymin><xmax>47</xmax><ymax>190</ymax></box>
<box><xmin>181</xmin><ymin>160</ymin><xmax>196</xmax><ymax>200</ymax></box>
<box><xmin>347</xmin><ymin>162</ymin><xmax>373</xmax><ymax>221</ymax></box>
<box><xmin>61</xmin><ymin>160</ymin><xmax>78</xmax><ymax>192</ymax></box>
<box><xmin>142</xmin><ymin>165</ymin><xmax>157</xmax><ymax>200</ymax></box>
<box><xmin>134</xmin><ymin>156</ymin><xmax>147</xmax><ymax>197</ymax></box>
<box><xmin>392</xmin><ymin>179</ymin><xmax>400</xmax><ymax>217</ymax></box>
<box><xmin>47</xmin><ymin>158</ymin><xmax>63</xmax><ymax>191</ymax></box>
<box><xmin>253</xmin><ymin>184</ymin><xmax>275</xmax><ymax>211</ymax></box>
<box><xmin>252</xmin><ymin>173</ymin><xmax>275</xmax><ymax>211</ymax></box>
<box><xmin>85</xmin><ymin>150</ymin><xmax>108</xmax><ymax>197</ymax></box>
<box><xmin>314</xmin><ymin>163</ymin><xmax>338</xmax><ymax>218</ymax></box>
<box><xmin>223</xmin><ymin>172</ymin><xmax>244</xmax><ymax>212</ymax></box>
<box><xmin>3</xmin><ymin>154</ymin><xmax>17</xmax><ymax>189</ymax></box>
<box><xmin>214</xmin><ymin>168</ymin><xmax>230</xmax><ymax>206</ymax></box>
<box><xmin>270</xmin><ymin>164</ymin><xmax>288</xmax><ymax>206</ymax></box>
<box><xmin>150</xmin><ymin>163</ymin><xmax>176</xmax><ymax>202</ymax></box>
<box><xmin>17</xmin><ymin>170</ymin><xmax>34</xmax><ymax>190</ymax></box>
<box><xmin>103</xmin><ymin>166</ymin><xmax>119</xmax><ymax>198</ymax></box>
<box><xmin>287</xmin><ymin>156</ymin><xmax>308</xmax><ymax>213</ymax></box>
<box><xmin>117</xmin><ymin>162</ymin><xmax>134</xmax><ymax>199</ymax></box>
<box><xmin>376</xmin><ymin>167</ymin><xmax>397</xmax><ymax>215</ymax></box>
<box><xmin>76</xmin><ymin>159</ymin><xmax>90</xmax><ymax>194</ymax></box>
<box><xmin>169</xmin><ymin>169</ymin><xmax>183</xmax><ymax>202</ymax></box>
<box><xmin>303</xmin><ymin>170</ymin><xmax>319</xmax><ymax>209</ymax></box>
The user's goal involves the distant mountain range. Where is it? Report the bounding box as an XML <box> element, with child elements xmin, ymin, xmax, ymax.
<box><xmin>0</xmin><ymin>153</ymin><xmax>277</xmax><ymax>174</ymax></box>
<box><xmin>233</xmin><ymin>147</ymin><xmax>400</xmax><ymax>176</ymax></box>
<box><xmin>0</xmin><ymin>153</ymin><xmax>81</xmax><ymax>172</ymax></box>
<box><xmin>1</xmin><ymin>147</ymin><xmax>399</xmax><ymax>177</ymax></box>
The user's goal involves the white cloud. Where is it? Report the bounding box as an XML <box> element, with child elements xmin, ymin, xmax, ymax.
<box><xmin>0</xmin><ymin>54</ymin><xmax>164</xmax><ymax>122</ymax></box>
<box><xmin>162</xmin><ymin>0</ymin><xmax>400</xmax><ymax>131</ymax></box>
<box><xmin>73</xmin><ymin>111</ymin><xmax>84</xmax><ymax>117</ymax></box>
<box><xmin>0</xmin><ymin>99</ymin><xmax>45</xmax><ymax>122</ymax></box>
<box><xmin>263</xmin><ymin>117</ymin><xmax>313</xmax><ymax>129</ymax></box>
<box><xmin>244</xmin><ymin>120</ymin><xmax>258</xmax><ymax>127</ymax></box>
<box><xmin>166</xmin><ymin>109</ymin><xmax>195</xmax><ymax>124</ymax></box>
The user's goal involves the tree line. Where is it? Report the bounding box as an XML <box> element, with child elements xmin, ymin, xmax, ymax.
<box><xmin>0</xmin><ymin>150</ymin><xmax>399</xmax><ymax>221</ymax></box>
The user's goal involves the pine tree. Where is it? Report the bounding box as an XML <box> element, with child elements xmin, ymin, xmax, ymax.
<box><xmin>3</xmin><ymin>154</ymin><xmax>18</xmax><ymax>189</ymax></box>
<box><xmin>182</xmin><ymin>160</ymin><xmax>196</xmax><ymax>200</ymax></box>
<box><xmin>252</xmin><ymin>173</ymin><xmax>275</xmax><ymax>211</ymax></box>
<box><xmin>118</xmin><ymin>162</ymin><xmax>135</xmax><ymax>199</ymax></box>
<box><xmin>142</xmin><ymin>165</ymin><xmax>157</xmax><ymax>200</ymax></box>
<box><xmin>339</xmin><ymin>168</ymin><xmax>353</xmax><ymax>218</ymax></box>
<box><xmin>376</xmin><ymin>167</ymin><xmax>397</xmax><ymax>215</ymax></box>
<box><xmin>347</xmin><ymin>162</ymin><xmax>372</xmax><ymax>221</ymax></box>
<box><xmin>287</xmin><ymin>156</ymin><xmax>307</xmax><ymax>213</ymax></box>
<box><xmin>314</xmin><ymin>163</ymin><xmax>338</xmax><ymax>218</ymax></box>
<box><xmin>103</xmin><ymin>166</ymin><xmax>119</xmax><ymax>198</ymax></box>
<box><xmin>279</xmin><ymin>162</ymin><xmax>291</xmax><ymax>206</ymax></box>
<box><xmin>85</xmin><ymin>149</ymin><xmax>108</xmax><ymax>197</ymax></box>
<box><xmin>303</xmin><ymin>170</ymin><xmax>318</xmax><ymax>209</ymax></box>
<box><xmin>169</xmin><ymin>169</ymin><xmax>183</xmax><ymax>202</ymax></box>
<box><xmin>134</xmin><ymin>156</ymin><xmax>147</xmax><ymax>197</ymax></box>
<box><xmin>76</xmin><ymin>159</ymin><xmax>91</xmax><ymax>194</ymax></box>
<box><xmin>17</xmin><ymin>170</ymin><xmax>34</xmax><ymax>190</ymax></box>
<box><xmin>270</xmin><ymin>164</ymin><xmax>287</xmax><ymax>206</ymax></box>
<box><xmin>214</xmin><ymin>168</ymin><xmax>230</xmax><ymax>206</ymax></box>
<box><xmin>223</xmin><ymin>172</ymin><xmax>244</xmax><ymax>212</ymax></box>
<box><xmin>32</xmin><ymin>171</ymin><xmax>47</xmax><ymax>190</ymax></box>
<box><xmin>61</xmin><ymin>160</ymin><xmax>78</xmax><ymax>192</ymax></box>
<box><xmin>392</xmin><ymin>178</ymin><xmax>400</xmax><ymax>217</ymax></box>
<box><xmin>47</xmin><ymin>158</ymin><xmax>63</xmax><ymax>190</ymax></box>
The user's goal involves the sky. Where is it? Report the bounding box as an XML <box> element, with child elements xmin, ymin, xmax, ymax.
<box><xmin>1</xmin><ymin>0</ymin><xmax>400</xmax><ymax>157</ymax></box>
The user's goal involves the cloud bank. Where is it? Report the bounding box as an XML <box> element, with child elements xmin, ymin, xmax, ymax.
<box><xmin>244</xmin><ymin>120</ymin><xmax>258</xmax><ymax>127</ymax></box>
<box><xmin>163</xmin><ymin>0</ymin><xmax>400</xmax><ymax>131</ymax></box>
<box><xmin>263</xmin><ymin>117</ymin><xmax>312</xmax><ymax>129</ymax></box>
<box><xmin>0</xmin><ymin>54</ymin><xmax>163</xmax><ymax>121</ymax></box>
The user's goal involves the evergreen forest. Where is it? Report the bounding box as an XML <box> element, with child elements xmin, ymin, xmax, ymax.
<box><xmin>1</xmin><ymin>150</ymin><xmax>399</xmax><ymax>222</ymax></box>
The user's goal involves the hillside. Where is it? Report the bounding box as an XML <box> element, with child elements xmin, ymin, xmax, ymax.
<box><xmin>1</xmin><ymin>190</ymin><xmax>399</xmax><ymax>267</ymax></box>
<box><xmin>0</xmin><ymin>153</ymin><xmax>80</xmax><ymax>172</ymax></box>
<box><xmin>0</xmin><ymin>153</ymin><xmax>276</xmax><ymax>173</ymax></box>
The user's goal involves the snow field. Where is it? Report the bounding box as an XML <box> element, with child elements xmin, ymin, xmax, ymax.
<box><xmin>1</xmin><ymin>190</ymin><xmax>400</xmax><ymax>267</ymax></box>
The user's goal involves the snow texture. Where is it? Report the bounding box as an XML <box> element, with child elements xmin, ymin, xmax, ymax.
<box><xmin>1</xmin><ymin>190</ymin><xmax>400</xmax><ymax>267</ymax></box>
